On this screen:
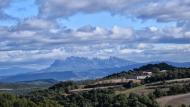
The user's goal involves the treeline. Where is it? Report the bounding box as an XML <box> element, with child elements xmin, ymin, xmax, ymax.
<box><xmin>24</xmin><ymin>81</ymin><xmax>158</xmax><ymax>107</ymax></box>
<box><xmin>103</xmin><ymin>70</ymin><xmax>136</xmax><ymax>79</ymax></box>
<box><xmin>152</xmin><ymin>83</ymin><xmax>190</xmax><ymax>98</ymax></box>
<box><xmin>26</xmin><ymin>89</ymin><xmax>159</xmax><ymax>107</ymax></box>
<box><xmin>145</xmin><ymin>68</ymin><xmax>190</xmax><ymax>83</ymax></box>
<box><xmin>0</xmin><ymin>93</ymin><xmax>62</xmax><ymax>107</ymax></box>
<box><xmin>0</xmin><ymin>93</ymin><xmax>36</xmax><ymax>107</ymax></box>
<box><xmin>84</xmin><ymin>80</ymin><xmax>141</xmax><ymax>89</ymax></box>
<box><xmin>134</xmin><ymin>63</ymin><xmax>175</xmax><ymax>71</ymax></box>
<box><xmin>49</xmin><ymin>81</ymin><xmax>79</xmax><ymax>93</ymax></box>
<box><xmin>0</xmin><ymin>81</ymin><xmax>159</xmax><ymax>107</ymax></box>
<box><xmin>104</xmin><ymin>63</ymin><xmax>181</xmax><ymax>80</ymax></box>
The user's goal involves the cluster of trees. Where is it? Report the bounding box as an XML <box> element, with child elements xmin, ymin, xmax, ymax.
<box><xmin>49</xmin><ymin>81</ymin><xmax>79</xmax><ymax>93</ymax></box>
<box><xmin>0</xmin><ymin>93</ymin><xmax>36</xmax><ymax>107</ymax></box>
<box><xmin>103</xmin><ymin>71</ymin><xmax>136</xmax><ymax>79</ymax></box>
<box><xmin>123</xmin><ymin>81</ymin><xmax>141</xmax><ymax>89</ymax></box>
<box><xmin>168</xmin><ymin>83</ymin><xmax>190</xmax><ymax>95</ymax></box>
<box><xmin>84</xmin><ymin>80</ymin><xmax>141</xmax><ymax>89</ymax></box>
<box><xmin>152</xmin><ymin>83</ymin><xmax>190</xmax><ymax>98</ymax></box>
<box><xmin>23</xmin><ymin>81</ymin><xmax>158</xmax><ymax>107</ymax></box>
<box><xmin>134</xmin><ymin>63</ymin><xmax>175</xmax><ymax>72</ymax></box>
<box><xmin>0</xmin><ymin>93</ymin><xmax>62</xmax><ymax>107</ymax></box>
<box><xmin>26</xmin><ymin>89</ymin><xmax>159</xmax><ymax>107</ymax></box>
<box><xmin>104</xmin><ymin>63</ymin><xmax>180</xmax><ymax>80</ymax></box>
<box><xmin>145</xmin><ymin>68</ymin><xmax>190</xmax><ymax>83</ymax></box>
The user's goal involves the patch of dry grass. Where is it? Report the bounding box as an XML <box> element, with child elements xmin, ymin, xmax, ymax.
<box><xmin>116</xmin><ymin>85</ymin><xmax>154</xmax><ymax>95</ymax></box>
<box><xmin>157</xmin><ymin>93</ymin><xmax>190</xmax><ymax>107</ymax></box>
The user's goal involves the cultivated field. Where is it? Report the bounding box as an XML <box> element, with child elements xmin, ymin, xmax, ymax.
<box><xmin>157</xmin><ymin>93</ymin><xmax>190</xmax><ymax>107</ymax></box>
<box><xmin>117</xmin><ymin>78</ymin><xmax>190</xmax><ymax>95</ymax></box>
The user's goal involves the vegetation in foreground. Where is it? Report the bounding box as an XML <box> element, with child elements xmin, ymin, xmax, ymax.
<box><xmin>0</xmin><ymin>63</ymin><xmax>190</xmax><ymax>107</ymax></box>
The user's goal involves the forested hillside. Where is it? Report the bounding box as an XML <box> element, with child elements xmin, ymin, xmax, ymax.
<box><xmin>0</xmin><ymin>81</ymin><xmax>159</xmax><ymax>107</ymax></box>
<box><xmin>0</xmin><ymin>63</ymin><xmax>190</xmax><ymax>107</ymax></box>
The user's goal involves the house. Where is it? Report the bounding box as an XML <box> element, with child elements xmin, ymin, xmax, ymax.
<box><xmin>136</xmin><ymin>71</ymin><xmax>152</xmax><ymax>80</ymax></box>
<box><xmin>136</xmin><ymin>76</ymin><xmax>148</xmax><ymax>80</ymax></box>
<box><xmin>160</xmin><ymin>70</ymin><xmax>167</xmax><ymax>72</ymax></box>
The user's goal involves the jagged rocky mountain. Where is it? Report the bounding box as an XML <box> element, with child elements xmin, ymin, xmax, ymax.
<box><xmin>0</xmin><ymin>57</ymin><xmax>137</xmax><ymax>82</ymax></box>
<box><xmin>0</xmin><ymin>57</ymin><xmax>190</xmax><ymax>82</ymax></box>
<box><xmin>41</xmin><ymin>56</ymin><xmax>136</xmax><ymax>72</ymax></box>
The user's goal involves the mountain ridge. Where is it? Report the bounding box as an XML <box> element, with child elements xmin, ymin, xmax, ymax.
<box><xmin>41</xmin><ymin>56</ymin><xmax>136</xmax><ymax>72</ymax></box>
<box><xmin>0</xmin><ymin>56</ymin><xmax>190</xmax><ymax>82</ymax></box>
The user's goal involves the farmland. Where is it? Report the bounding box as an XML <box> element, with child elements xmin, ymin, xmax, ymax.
<box><xmin>157</xmin><ymin>93</ymin><xmax>190</xmax><ymax>107</ymax></box>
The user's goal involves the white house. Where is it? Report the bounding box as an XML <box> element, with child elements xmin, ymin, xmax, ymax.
<box><xmin>136</xmin><ymin>71</ymin><xmax>152</xmax><ymax>80</ymax></box>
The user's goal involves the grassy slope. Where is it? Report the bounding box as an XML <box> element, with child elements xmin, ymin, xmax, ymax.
<box><xmin>116</xmin><ymin>85</ymin><xmax>148</xmax><ymax>95</ymax></box>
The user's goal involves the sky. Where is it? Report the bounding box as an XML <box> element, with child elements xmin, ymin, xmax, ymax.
<box><xmin>0</xmin><ymin>0</ymin><xmax>190</xmax><ymax>69</ymax></box>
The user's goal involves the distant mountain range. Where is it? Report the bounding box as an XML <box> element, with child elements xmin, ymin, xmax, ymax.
<box><xmin>41</xmin><ymin>56</ymin><xmax>136</xmax><ymax>72</ymax></box>
<box><xmin>15</xmin><ymin>79</ymin><xmax>59</xmax><ymax>86</ymax></box>
<box><xmin>0</xmin><ymin>67</ymin><xmax>34</xmax><ymax>76</ymax></box>
<box><xmin>0</xmin><ymin>71</ymin><xmax>78</xmax><ymax>82</ymax></box>
<box><xmin>0</xmin><ymin>79</ymin><xmax>59</xmax><ymax>89</ymax></box>
<box><xmin>0</xmin><ymin>56</ymin><xmax>189</xmax><ymax>82</ymax></box>
<box><xmin>164</xmin><ymin>62</ymin><xmax>190</xmax><ymax>68</ymax></box>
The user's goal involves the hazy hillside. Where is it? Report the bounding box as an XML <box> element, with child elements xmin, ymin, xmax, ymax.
<box><xmin>0</xmin><ymin>79</ymin><xmax>58</xmax><ymax>89</ymax></box>
<box><xmin>0</xmin><ymin>71</ymin><xmax>78</xmax><ymax>82</ymax></box>
<box><xmin>0</xmin><ymin>60</ymin><xmax>190</xmax><ymax>82</ymax></box>
<box><xmin>0</xmin><ymin>67</ymin><xmax>35</xmax><ymax>76</ymax></box>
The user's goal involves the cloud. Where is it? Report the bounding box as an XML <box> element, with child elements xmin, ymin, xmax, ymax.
<box><xmin>36</xmin><ymin>0</ymin><xmax>190</xmax><ymax>24</ymax></box>
<box><xmin>111</xmin><ymin>26</ymin><xmax>133</xmax><ymax>39</ymax></box>
<box><xmin>0</xmin><ymin>48</ymin><xmax>68</xmax><ymax>62</ymax></box>
<box><xmin>0</xmin><ymin>0</ymin><xmax>189</xmax><ymax>63</ymax></box>
<box><xmin>133</xmin><ymin>0</ymin><xmax>190</xmax><ymax>22</ymax></box>
<box><xmin>17</xmin><ymin>18</ymin><xmax>58</xmax><ymax>30</ymax></box>
<box><xmin>0</xmin><ymin>43</ymin><xmax>189</xmax><ymax>63</ymax></box>
<box><xmin>37</xmin><ymin>0</ymin><xmax>141</xmax><ymax>18</ymax></box>
<box><xmin>0</xmin><ymin>0</ymin><xmax>10</xmax><ymax>19</ymax></box>
<box><xmin>0</xmin><ymin>23</ymin><xmax>189</xmax><ymax>51</ymax></box>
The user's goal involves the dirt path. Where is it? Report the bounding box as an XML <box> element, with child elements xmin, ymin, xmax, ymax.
<box><xmin>157</xmin><ymin>93</ymin><xmax>190</xmax><ymax>107</ymax></box>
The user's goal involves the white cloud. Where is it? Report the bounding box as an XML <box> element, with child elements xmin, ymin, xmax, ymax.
<box><xmin>36</xmin><ymin>0</ymin><xmax>190</xmax><ymax>25</ymax></box>
<box><xmin>149</xmin><ymin>26</ymin><xmax>158</xmax><ymax>32</ymax></box>
<box><xmin>120</xmin><ymin>48</ymin><xmax>143</xmax><ymax>54</ymax></box>
<box><xmin>0</xmin><ymin>48</ymin><xmax>68</xmax><ymax>62</ymax></box>
<box><xmin>0</xmin><ymin>0</ymin><xmax>189</xmax><ymax>63</ymax></box>
<box><xmin>111</xmin><ymin>26</ymin><xmax>133</xmax><ymax>39</ymax></box>
<box><xmin>37</xmin><ymin>0</ymin><xmax>140</xmax><ymax>18</ymax></box>
<box><xmin>137</xmin><ymin>43</ymin><xmax>153</xmax><ymax>49</ymax></box>
<box><xmin>10</xmin><ymin>30</ymin><xmax>36</xmax><ymax>38</ymax></box>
